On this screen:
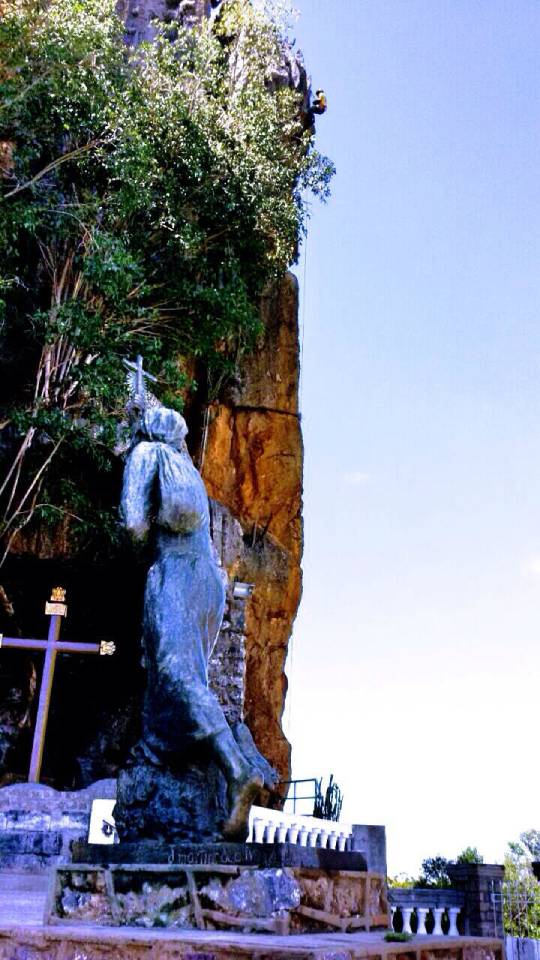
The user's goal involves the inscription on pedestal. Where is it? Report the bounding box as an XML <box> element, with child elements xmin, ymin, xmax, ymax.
<box><xmin>72</xmin><ymin>840</ymin><xmax>368</xmax><ymax>872</ymax></box>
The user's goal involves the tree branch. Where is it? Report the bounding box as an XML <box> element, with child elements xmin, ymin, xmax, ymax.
<box><xmin>2</xmin><ymin>140</ymin><xmax>102</xmax><ymax>200</ymax></box>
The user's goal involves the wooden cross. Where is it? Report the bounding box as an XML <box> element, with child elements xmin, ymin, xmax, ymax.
<box><xmin>0</xmin><ymin>588</ymin><xmax>115</xmax><ymax>783</ymax></box>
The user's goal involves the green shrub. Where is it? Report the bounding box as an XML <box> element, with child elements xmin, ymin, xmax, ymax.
<box><xmin>0</xmin><ymin>0</ymin><xmax>334</xmax><ymax>557</ymax></box>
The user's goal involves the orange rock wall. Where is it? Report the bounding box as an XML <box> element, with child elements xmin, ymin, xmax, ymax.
<box><xmin>202</xmin><ymin>273</ymin><xmax>303</xmax><ymax>782</ymax></box>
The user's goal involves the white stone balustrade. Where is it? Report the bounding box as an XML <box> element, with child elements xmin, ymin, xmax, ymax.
<box><xmin>264</xmin><ymin>822</ymin><xmax>276</xmax><ymax>844</ymax></box>
<box><xmin>448</xmin><ymin>906</ymin><xmax>461</xmax><ymax>936</ymax></box>
<box><xmin>307</xmin><ymin>828</ymin><xmax>319</xmax><ymax>847</ymax></box>
<box><xmin>433</xmin><ymin>907</ymin><xmax>445</xmax><ymax>935</ymax></box>
<box><xmin>400</xmin><ymin>906</ymin><xmax>415</xmax><ymax>934</ymax></box>
<box><xmin>248</xmin><ymin>805</ymin><xmax>354</xmax><ymax>851</ymax></box>
<box><xmin>390</xmin><ymin>902</ymin><xmax>464</xmax><ymax>937</ymax></box>
<box><xmin>417</xmin><ymin>907</ymin><xmax>430</xmax><ymax>935</ymax></box>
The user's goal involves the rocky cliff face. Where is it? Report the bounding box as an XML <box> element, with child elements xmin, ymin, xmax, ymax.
<box><xmin>0</xmin><ymin>274</ymin><xmax>303</xmax><ymax>791</ymax></box>
<box><xmin>202</xmin><ymin>273</ymin><xmax>303</xmax><ymax>781</ymax></box>
<box><xmin>118</xmin><ymin>0</ymin><xmax>213</xmax><ymax>46</ymax></box>
<box><xmin>0</xmin><ymin>0</ymin><xmax>306</xmax><ymax>793</ymax></box>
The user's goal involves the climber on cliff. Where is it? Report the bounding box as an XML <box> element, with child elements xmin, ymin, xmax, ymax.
<box><xmin>308</xmin><ymin>89</ymin><xmax>327</xmax><ymax>125</ymax></box>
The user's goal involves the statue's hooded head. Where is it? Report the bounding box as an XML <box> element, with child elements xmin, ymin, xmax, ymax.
<box><xmin>138</xmin><ymin>406</ymin><xmax>188</xmax><ymax>451</ymax></box>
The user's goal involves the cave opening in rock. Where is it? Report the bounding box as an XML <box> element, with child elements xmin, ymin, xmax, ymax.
<box><xmin>0</xmin><ymin>555</ymin><xmax>147</xmax><ymax>789</ymax></box>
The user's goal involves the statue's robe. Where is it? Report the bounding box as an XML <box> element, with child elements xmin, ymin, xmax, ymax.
<box><xmin>120</xmin><ymin>408</ymin><xmax>227</xmax><ymax>758</ymax></box>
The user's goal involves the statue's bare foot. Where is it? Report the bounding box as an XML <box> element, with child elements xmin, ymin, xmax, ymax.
<box><xmin>223</xmin><ymin>770</ymin><xmax>263</xmax><ymax>841</ymax></box>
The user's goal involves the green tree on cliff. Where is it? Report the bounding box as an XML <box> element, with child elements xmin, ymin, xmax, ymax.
<box><xmin>0</xmin><ymin>0</ymin><xmax>333</xmax><ymax>559</ymax></box>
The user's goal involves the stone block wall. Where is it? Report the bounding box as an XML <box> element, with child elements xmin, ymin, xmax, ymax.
<box><xmin>0</xmin><ymin>780</ymin><xmax>116</xmax><ymax>870</ymax></box>
<box><xmin>207</xmin><ymin>499</ymin><xmax>247</xmax><ymax>726</ymax></box>
<box><xmin>352</xmin><ymin>824</ymin><xmax>387</xmax><ymax>876</ymax></box>
<box><xmin>207</xmin><ymin>590</ymin><xmax>246</xmax><ymax>726</ymax></box>
<box><xmin>448</xmin><ymin>863</ymin><xmax>505</xmax><ymax>938</ymax></box>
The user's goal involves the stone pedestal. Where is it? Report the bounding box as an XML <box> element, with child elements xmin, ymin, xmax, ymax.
<box><xmin>448</xmin><ymin>863</ymin><xmax>504</xmax><ymax>937</ymax></box>
<box><xmin>46</xmin><ymin>861</ymin><xmax>388</xmax><ymax>934</ymax></box>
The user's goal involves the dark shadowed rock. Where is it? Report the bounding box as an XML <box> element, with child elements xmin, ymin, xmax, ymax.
<box><xmin>211</xmin><ymin>868</ymin><xmax>301</xmax><ymax>917</ymax></box>
<box><xmin>114</xmin><ymin>751</ymin><xmax>228</xmax><ymax>843</ymax></box>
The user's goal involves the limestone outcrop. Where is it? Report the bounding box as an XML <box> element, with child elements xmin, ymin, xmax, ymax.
<box><xmin>202</xmin><ymin>274</ymin><xmax>303</xmax><ymax>782</ymax></box>
<box><xmin>118</xmin><ymin>0</ymin><xmax>215</xmax><ymax>46</ymax></box>
<box><xmin>0</xmin><ymin>274</ymin><xmax>303</xmax><ymax>791</ymax></box>
<box><xmin>0</xmin><ymin>0</ymin><xmax>308</xmax><ymax>795</ymax></box>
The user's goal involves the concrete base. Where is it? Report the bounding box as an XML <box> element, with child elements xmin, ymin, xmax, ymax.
<box><xmin>0</xmin><ymin>925</ymin><xmax>505</xmax><ymax>960</ymax></box>
<box><xmin>0</xmin><ymin>874</ymin><xmax>505</xmax><ymax>960</ymax></box>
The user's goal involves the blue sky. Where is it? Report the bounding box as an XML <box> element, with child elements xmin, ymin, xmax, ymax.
<box><xmin>283</xmin><ymin>0</ymin><xmax>540</xmax><ymax>876</ymax></box>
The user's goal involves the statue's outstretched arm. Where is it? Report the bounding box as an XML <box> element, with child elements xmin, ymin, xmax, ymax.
<box><xmin>120</xmin><ymin>441</ymin><xmax>158</xmax><ymax>543</ymax></box>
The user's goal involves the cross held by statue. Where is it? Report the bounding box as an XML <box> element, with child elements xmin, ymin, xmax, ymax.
<box><xmin>0</xmin><ymin>588</ymin><xmax>115</xmax><ymax>783</ymax></box>
<box><xmin>123</xmin><ymin>353</ymin><xmax>157</xmax><ymax>408</ymax></box>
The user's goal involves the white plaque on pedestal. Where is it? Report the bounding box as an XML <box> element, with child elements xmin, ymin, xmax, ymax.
<box><xmin>88</xmin><ymin>798</ymin><xmax>117</xmax><ymax>844</ymax></box>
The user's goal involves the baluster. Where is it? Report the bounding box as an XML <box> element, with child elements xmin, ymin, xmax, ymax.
<box><xmin>390</xmin><ymin>906</ymin><xmax>397</xmax><ymax>931</ymax></box>
<box><xmin>287</xmin><ymin>823</ymin><xmax>299</xmax><ymax>845</ymax></box>
<box><xmin>328</xmin><ymin>831</ymin><xmax>338</xmax><ymax>850</ymax></box>
<box><xmin>349</xmin><ymin>832</ymin><xmax>360</xmax><ymax>852</ymax></box>
<box><xmin>318</xmin><ymin>829</ymin><xmax>328</xmax><ymax>848</ymax></box>
<box><xmin>337</xmin><ymin>832</ymin><xmax>347</xmax><ymax>852</ymax></box>
<box><xmin>264</xmin><ymin>821</ymin><xmax>276</xmax><ymax>844</ymax></box>
<box><xmin>433</xmin><ymin>906</ymin><xmax>445</xmax><ymax>935</ymax></box>
<box><xmin>417</xmin><ymin>907</ymin><xmax>429</xmax><ymax>935</ymax></box>
<box><xmin>298</xmin><ymin>825</ymin><xmax>308</xmax><ymax>847</ymax></box>
<box><xmin>253</xmin><ymin>817</ymin><xmax>265</xmax><ymax>844</ymax></box>
<box><xmin>448</xmin><ymin>907</ymin><xmax>460</xmax><ymax>936</ymax></box>
<box><xmin>276</xmin><ymin>822</ymin><xmax>288</xmax><ymax>844</ymax></box>
<box><xmin>401</xmin><ymin>906</ymin><xmax>414</xmax><ymax>934</ymax></box>
<box><xmin>308</xmin><ymin>828</ymin><xmax>319</xmax><ymax>848</ymax></box>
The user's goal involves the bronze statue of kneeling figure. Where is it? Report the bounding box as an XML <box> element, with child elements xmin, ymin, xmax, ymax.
<box><xmin>114</xmin><ymin>386</ymin><xmax>274</xmax><ymax>843</ymax></box>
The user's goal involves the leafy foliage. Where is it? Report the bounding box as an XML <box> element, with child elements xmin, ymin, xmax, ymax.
<box><xmin>416</xmin><ymin>855</ymin><xmax>452</xmax><ymax>889</ymax></box>
<box><xmin>511</xmin><ymin>831</ymin><xmax>540</xmax><ymax>861</ymax></box>
<box><xmin>0</xmin><ymin>0</ymin><xmax>334</xmax><ymax>557</ymax></box>
<box><xmin>387</xmin><ymin>873</ymin><xmax>416</xmax><ymax>889</ymax></box>
<box><xmin>503</xmin><ymin>831</ymin><xmax>540</xmax><ymax>937</ymax></box>
<box><xmin>413</xmin><ymin>847</ymin><xmax>483</xmax><ymax>888</ymax></box>
<box><xmin>384</xmin><ymin>932</ymin><xmax>413</xmax><ymax>943</ymax></box>
<box><xmin>456</xmin><ymin>846</ymin><xmax>484</xmax><ymax>865</ymax></box>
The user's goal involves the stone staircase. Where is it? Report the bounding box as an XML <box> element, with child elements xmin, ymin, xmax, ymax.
<box><xmin>0</xmin><ymin>871</ymin><xmax>48</xmax><ymax>926</ymax></box>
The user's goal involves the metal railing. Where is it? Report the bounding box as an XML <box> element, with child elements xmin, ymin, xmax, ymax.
<box><xmin>491</xmin><ymin>879</ymin><xmax>540</xmax><ymax>939</ymax></box>
<box><xmin>280</xmin><ymin>778</ymin><xmax>319</xmax><ymax>815</ymax></box>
